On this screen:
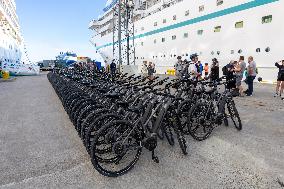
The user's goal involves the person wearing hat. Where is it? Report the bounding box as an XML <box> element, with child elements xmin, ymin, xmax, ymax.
<box><xmin>175</xmin><ymin>56</ymin><xmax>183</xmax><ymax>79</ymax></box>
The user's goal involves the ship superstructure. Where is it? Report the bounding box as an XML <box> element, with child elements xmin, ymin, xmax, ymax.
<box><xmin>0</xmin><ymin>0</ymin><xmax>38</xmax><ymax>76</ymax></box>
<box><xmin>89</xmin><ymin>0</ymin><xmax>284</xmax><ymax>81</ymax></box>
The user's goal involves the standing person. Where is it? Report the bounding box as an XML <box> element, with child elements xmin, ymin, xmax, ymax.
<box><xmin>204</xmin><ymin>63</ymin><xmax>209</xmax><ymax>78</ymax></box>
<box><xmin>234</xmin><ymin>56</ymin><xmax>247</xmax><ymax>96</ymax></box>
<box><xmin>274</xmin><ymin>60</ymin><xmax>284</xmax><ymax>99</ymax></box>
<box><xmin>110</xmin><ymin>60</ymin><xmax>117</xmax><ymax>75</ymax></box>
<box><xmin>210</xmin><ymin>58</ymin><xmax>219</xmax><ymax>81</ymax></box>
<box><xmin>189</xmin><ymin>54</ymin><xmax>201</xmax><ymax>80</ymax></box>
<box><xmin>182</xmin><ymin>59</ymin><xmax>189</xmax><ymax>78</ymax></box>
<box><xmin>225</xmin><ymin>61</ymin><xmax>236</xmax><ymax>90</ymax></box>
<box><xmin>104</xmin><ymin>60</ymin><xmax>109</xmax><ymax>73</ymax></box>
<box><xmin>148</xmin><ymin>62</ymin><xmax>155</xmax><ymax>80</ymax></box>
<box><xmin>141</xmin><ymin>61</ymin><xmax>148</xmax><ymax>77</ymax></box>
<box><xmin>246</xmin><ymin>56</ymin><xmax>257</xmax><ymax>96</ymax></box>
<box><xmin>175</xmin><ymin>56</ymin><xmax>183</xmax><ymax>79</ymax></box>
<box><xmin>195</xmin><ymin>60</ymin><xmax>203</xmax><ymax>80</ymax></box>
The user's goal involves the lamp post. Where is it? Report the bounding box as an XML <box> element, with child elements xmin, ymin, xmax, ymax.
<box><xmin>118</xmin><ymin>0</ymin><xmax>122</xmax><ymax>73</ymax></box>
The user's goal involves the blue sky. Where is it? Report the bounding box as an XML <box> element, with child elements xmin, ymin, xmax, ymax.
<box><xmin>16</xmin><ymin>0</ymin><xmax>107</xmax><ymax>62</ymax></box>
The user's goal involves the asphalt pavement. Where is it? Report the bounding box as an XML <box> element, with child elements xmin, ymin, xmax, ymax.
<box><xmin>0</xmin><ymin>73</ymin><xmax>283</xmax><ymax>189</ymax></box>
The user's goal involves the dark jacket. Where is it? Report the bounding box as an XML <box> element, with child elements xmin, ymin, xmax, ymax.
<box><xmin>210</xmin><ymin>65</ymin><xmax>219</xmax><ymax>81</ymax></box>
<box><xmin>275</xmin><ymin>63</ymin><xmax>284</xmax><ymax>79</ymax></box>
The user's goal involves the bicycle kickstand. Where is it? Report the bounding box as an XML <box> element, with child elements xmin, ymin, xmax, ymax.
<box><xmin>152</xmin><ymin>150</ymin><xmax>159</xmax><ymax>163</ymax></box>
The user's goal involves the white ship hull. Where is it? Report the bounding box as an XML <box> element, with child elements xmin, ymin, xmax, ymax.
<box><xmin>0</xmin><ymin>0</ymin><xmax>39</xmax><ymax>76</ymax></box>
<box><xmin>92</xmin><ymin>0</ymin><xmax>284</xmax><ymax>81</ymax></box>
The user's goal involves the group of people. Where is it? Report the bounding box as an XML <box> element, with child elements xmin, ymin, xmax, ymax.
<box><xmin>104</xmin><ymin>60</ymin><xmax>117</xmax><ymax>75</ymax></box>
<box><xmin>174</xmin><ymin>54</ymin><xmax>260</xmax><ymax>97</ymax></box>
<box><xmin>222</xmin><ymin>56</ymin><xmax>257</xmax><ymax>97</ymax></box>
<box><xmin>174</xmin><ymin>54</ymin><xmax>220</xmax><ymax>82</ymax></box>
<box><xmin>141</xmin><ymin>61</ymin><xmax>156</xmax><ymax>80</ymax></box>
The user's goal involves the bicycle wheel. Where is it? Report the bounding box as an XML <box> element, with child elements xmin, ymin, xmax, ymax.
<box><xmin>187</xmin><ymin>102</ymin><xmax>214</xmax><ymax>141</ymax></box>
<box><xmin>90</xmin><ymin>120</ymin><xmax>142</xmax><ymax>177</ymax></box>
<box><xmin>227</xmin><ymin>100</ymin><xmax>242</xmax><ymax>130</ymax></box>
<box><xmin>177</xmin><ymin>99</ymin><xmax>193</xmax><ymax>134</ymax></box>
<box><xmin>85</xmin><ymin>113</ymin><xmax>121</xmax><ymax>153</ymax></box>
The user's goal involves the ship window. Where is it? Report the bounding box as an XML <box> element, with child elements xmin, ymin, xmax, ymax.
<box><xmin>185</xmin><ymin>10</ymin><xmax>189</xmax><ymax>16</ymax></box>
<box><xmin>199</xmin><ymin>5</ymin><xmax>204</xmax><ymax>12</ymax></box>
<box><xmin>262</xmin><ymin>15</ymin><xmax>272</xmax><ymax>24</ymax></box>
<box><xmin>154</xmin><ymin>39</ymin><xmax>157</xmax><ymax>44</ymax></box>
<box><xmin>141</xmin><ymin>42</ymin><xmax>144</xmax><ymax>46</ymax></box>
<box><xmin>256</xmin><ymin>48</ymin><xmax>261</xmax><ymax>53</ymax></box>
<box><xmin>235</xmin><ymin>21</ymin><xmax>244</xmax><ymax>28</ymax></box>
<box><xmin>173</xmin><ymin>15</ymin><xmax>177</xmax><ymax>20</ymax></box>
<box><xmin>172</xmin><ymin>35</ymin><xmax>176</xmax><ymax>40</ymax></box>
<box><xmin>231</xmin><ymin>50</ymin><xmax>234</xmax><ymax>54</ymax></box>
<box><xmin>211</xmin><ymin>51</ymin><xmax>214</xmax><ymax>55</ymax></box>
<box><xmin>217</xmin><ymin>51</ymin><xmax>220</xmax><ymax>55</ymax></box>
<box><xmin>214</xmin><ymin>26</ymin><xmax>221</xmax><ymax>32</ymax></box>
<box><xmin>217</xmin><ymin>0</ymin><xmax>223</xmax><ymax>6</ymax></box>
<box><xmin>163</xmin><ymin>19</ymin><xmax>167</xmax><ymax>24</ymax></box>
<box><xmin>162</xmin><ymin>38</ymin><xmax>166</xmax><ymax>42</ymax></box>
<box><xmin>184</xmin><ymin>33</ymin><xmax>189</xmax><ymax>38</ymax></box>
<box><xmin>154</xmin><ymin>22</ymin><xmax>157</xmax><ymax>26</ymax></box>
<box><xmin>197</xmin><ymin>30</ymin><xmax>203</xmax><ymax>35</ymax></box>
<box><xmin>265</xmin><ymin>47</ymin><xmax>270</xmax><ymax>52</ymax></box>
<box><xmin>238</xmin><ymin>49</ymin><xmax>242</xmax><ymax>54</ymax></box>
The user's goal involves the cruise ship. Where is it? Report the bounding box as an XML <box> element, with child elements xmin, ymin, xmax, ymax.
<box><xmin>89</xmin><ymin>0</ymin><xmax>283</xmax><ymax>81</ymax></box>
<box><xmin>0</xmin><ymin>0</ymin><xmax>39</xmax><ymax>76</ymax></box>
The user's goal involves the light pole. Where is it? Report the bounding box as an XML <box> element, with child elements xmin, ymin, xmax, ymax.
<box><xmin>118</xmin><ymin>0</ymin><xmax>122</xmax><ymax>73</ymax></box>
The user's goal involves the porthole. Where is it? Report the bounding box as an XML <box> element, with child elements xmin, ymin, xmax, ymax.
<box><xmin>231</xmin><ymin>50</ymin><xmax>234</xmax><ymax>54</ymax></box>
<box><xmin>238</xmin><ymin>49</ymin><xmax>242</xmax><ymax>54</ymax></box>
<box><xmin>211</xmin><ymin>51</ymin><xmax>214</xmax><ymax>55</ymax></box>
<box><xmin>217</xmin><ymin>51</ymin><xmax>220</xmax><ymax>55</ymax></box>
<box><xmin>256</xmin><ymin>48</ymin><xmax>261</xmax><ymax>53</ymax></box>
<box><xmin>265</xmin><ymin>47</ymin><xmax>270</xmax><ymax>52</ymax></box>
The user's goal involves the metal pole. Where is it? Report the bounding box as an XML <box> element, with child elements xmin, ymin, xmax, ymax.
<box><xmin>118</xmin><ymin>0</ymin><xmax>122</xmax><ymax>73</ymax></box>
<box><xmin>126</xmin><ymin>0</ymin><xmax>130</xmax><ymax>65</ymax></box>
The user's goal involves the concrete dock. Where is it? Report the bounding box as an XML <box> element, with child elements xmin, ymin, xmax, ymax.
<box><xmin>0</xmin><ymin>73</ymin><xmax>283</xmax><ymax>189</ymax></box>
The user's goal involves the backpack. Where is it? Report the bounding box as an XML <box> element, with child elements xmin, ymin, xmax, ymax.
<box><xmin>222</xmin><ymin>65</ymin><xmax>228</xmax><ymax>76</ymax></box>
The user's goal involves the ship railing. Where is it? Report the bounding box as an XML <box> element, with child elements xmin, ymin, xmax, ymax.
<box><xmin>135</xmin><ymin>0</ymin><xmax>183</xmax><ymax>21</ymax></box>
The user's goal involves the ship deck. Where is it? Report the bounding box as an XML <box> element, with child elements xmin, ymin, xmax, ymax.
<box><xmin>0</xmin><ymin>73</ymin><xmax>283</xmax><ymax>188</ymax></box>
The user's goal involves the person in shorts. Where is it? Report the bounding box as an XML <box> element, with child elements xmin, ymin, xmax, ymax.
<box><xmin>275</xmin><ymin>60</ymin><xmax>284</xmax><ymax>99</ymax></box>
<box><xmin>175</xmin><ymin>56</ymin><xmax>183</xmax><ymax>79</ymax></box>
<box><xmin>234</xmin><ymin>56</ymin><xmax>246</xmax><ymax>96</ymax></box>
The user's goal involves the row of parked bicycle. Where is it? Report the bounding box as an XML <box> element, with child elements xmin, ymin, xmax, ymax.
<box><xmin>47</xmin><ymin>68</ymin><xmax>242</xmax><ymax>177</ymax></box>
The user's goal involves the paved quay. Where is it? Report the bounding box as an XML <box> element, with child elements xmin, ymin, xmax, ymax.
<box><xmin>0</xmin><ymin>73</ymin><xmax>283</xmax><ymax>189</ymax></box>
